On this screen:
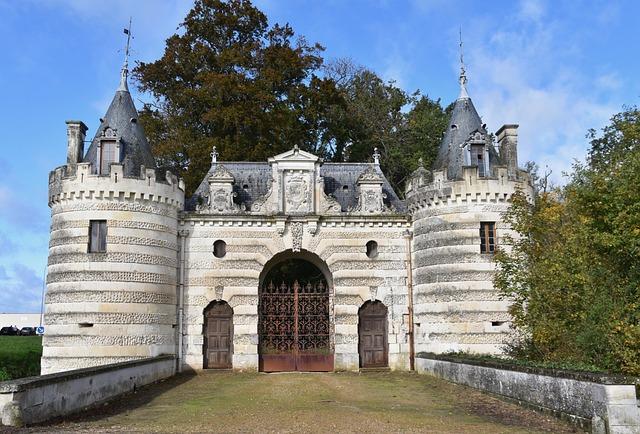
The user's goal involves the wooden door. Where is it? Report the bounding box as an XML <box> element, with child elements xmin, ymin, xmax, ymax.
<box><xmin>204</xmin><ymin>302</ymin><xmax>233</xmax><ymax>369</ymax></box>
<box><xmin>358</xmin><ymin>301</ymin><xmax>388</xmax><ymax>368</ymax></box>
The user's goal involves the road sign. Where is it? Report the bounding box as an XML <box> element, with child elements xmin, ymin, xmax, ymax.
<box><xmin>36</xmin><ymin>326</ymin><xmax>44</xmax><ymax>335</ymax></box>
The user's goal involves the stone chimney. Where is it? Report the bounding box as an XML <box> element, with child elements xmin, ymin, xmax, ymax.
<box><xmin>66</xmin><ymin>120</ymin><xmax>88</xmax><ymax>165</ymax></box>
<box><xmin>496</xmin><ymin>124</ymin><xmax>518</xmax><ymax>179</ymax></box>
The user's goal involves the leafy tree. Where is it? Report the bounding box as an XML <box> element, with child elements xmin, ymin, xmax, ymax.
<box><xmin>134</xmin><ymin>0</ymin><xmax>449</xmax><ymax>196</ymax></box>
<box><xmin>324</xmin><ymin>59</ymin><xmax>450</xmax><ymax>192</ymax></box>
<box><xmin>495</xmin><ymin>107</ymin><xmax>640</xmax><ymax>375</ymax></box>
<box><xmin>134</xmin><ymin>0</ymin><xmax>343</xmax><ymax>194</ymax></box>
<box><xmin>404</xmin><ymin>96</ymin><xmax>452</xmax><ymax>180</ymax></box>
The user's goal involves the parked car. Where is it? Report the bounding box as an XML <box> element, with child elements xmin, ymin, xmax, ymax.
<box><xmin>0</xmin><ymin>326</ymin><xmax>19</xmax><ymax>336</ymax></box>
<box><xmin>19</xmin><ymin>327</ymin><xmax>37</xmax><ymax>336</ymax></box>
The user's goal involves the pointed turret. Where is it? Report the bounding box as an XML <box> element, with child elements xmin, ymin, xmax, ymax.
<box><xmin>83</xmin><ymin>31</ymin><xmax>155</xmax><ymax>177</ymax></box>
<box><xmin>432</xmin><ymin>39</ymin><xmax>486</xmax><ymax>180</ymax></box>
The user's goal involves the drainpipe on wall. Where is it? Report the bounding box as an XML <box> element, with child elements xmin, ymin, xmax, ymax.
<box><xmin>177</xmin><ymin>229</ymin><xmax>189</xmax><ymax>373</ymax></box>
<box><xmin>404</xmin><ymin>229</ymin><xmax>415</xmax><ymax>371</ymax></box>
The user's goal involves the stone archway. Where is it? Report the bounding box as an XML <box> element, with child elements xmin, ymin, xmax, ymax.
<box><xmin>258</xmin><ymin>250</ymin><xmax>333</xmax><ymax>372</ymax></box>
<box><xmin>358</xmin><ymin>300</ymin><xmax>388</xmax><ymax>368</ymax></box>
<box><xmin>203</xmin><ymin>300</ymin><xmax>233</xmax><ymax>369</ymax></box>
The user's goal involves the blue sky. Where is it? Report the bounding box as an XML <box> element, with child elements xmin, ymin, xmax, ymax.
<box><xmin>0</xmin><ymin>0</ymin><xmax>637</xmax><ymax>313</ymax></box>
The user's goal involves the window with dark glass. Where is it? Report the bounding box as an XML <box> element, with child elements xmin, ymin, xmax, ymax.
<box><xmin>366</xmin><ymin>240</ymin><xmax>378</xmax><ymax>258</ymax></box>
<box><xmin>88</xmin><ymin>220</ymin><xmax>107</xmax><ymax>253</ymax></box>
<box><xmin>480</xmin><ymin>222</ymin><xmax>496</xmax><ymax>253</ymax></box>
<box><xmin>470</xmin><ymin>144</ymin><xmax>486</xmax><ymax>177</ymax></box>
<box><xmin>213</xmin><ymin>240</ymin><xmax>227</xmax><ymax>258</ymax></box>
<box><xmin>99</xmin><ymin>140</ymin><xmax>117</xmax><ymax>175</ymax></box>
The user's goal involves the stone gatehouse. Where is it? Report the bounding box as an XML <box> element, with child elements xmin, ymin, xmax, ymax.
<box><xmin>43</xmin><ymin>55</ymin><xmax>532</xmax><ymax>374</ymax></box>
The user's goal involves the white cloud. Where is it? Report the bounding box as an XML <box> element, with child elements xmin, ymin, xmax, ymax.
<box><xmin>595</xmin><ymin>73</ymin><xmax>622</xmax><ymax>92</ymax></box>
<box><xmin>518</xmin><ymin>0</ymin><xmax>545</xmax><ymax>23</ymax></box>
<box><xmin>380</xmin><ymin>49</ymin><xmax>412</xmax><ymax>90</ymax></box>
<box><xmin>464</xmin><ymin>0</ymin><xmax>620</xmax><ymax>183</ymax></box>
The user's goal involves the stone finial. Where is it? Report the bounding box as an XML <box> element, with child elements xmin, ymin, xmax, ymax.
<box><xmin>373</xmin><ymin>147</ymin><xmax>381</xmax><ymax>165</ymax></box>
<box><xmin>210</xmin><ymin>146</ymin><xmax>218</xmax><ymax>164</ymax></box>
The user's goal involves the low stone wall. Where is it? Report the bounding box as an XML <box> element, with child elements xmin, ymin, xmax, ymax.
<box><xmin>416</xmin><ymin>354</ymin><xmax>640</xmax><ymax>434</ymax></box>
<box><xmin>0</xmin><ymin>355</ymin><xmax>175</xmax><ymax>426</ymax></box>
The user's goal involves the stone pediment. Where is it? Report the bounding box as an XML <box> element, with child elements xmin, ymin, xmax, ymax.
<box><xmin>269</xmin><ymin>146</ymin><xmax>320</xmax><ymax>164</ymax></box>
<box><xmin>357</xmin><ymin>165</ymin><xmax>383</xmax><ymax>184</ymax></box>
<box><xmin>209</xmin><ymin>164</ymin><xmax>234</xmax><ymax>182</ymax></box>
<box><xmin>465</xmin><ymin>129</ymin><xmax>488</xmax><ymax>146</ymax></box>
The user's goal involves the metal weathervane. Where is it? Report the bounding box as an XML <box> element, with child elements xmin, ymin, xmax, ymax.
<box><xmin>118</xmin><ymin>18</ymin><xmax>133</xmax><ymax>91</ymax></box>
<box><xmin>123</xmin><ymin>17</ymin><xmax>132</xmax><ymax>70</ymax></box>
<box><xmin>458</xmin><ymin>27</ymin><xmax>469</xmax><ymax>99</ymax></box>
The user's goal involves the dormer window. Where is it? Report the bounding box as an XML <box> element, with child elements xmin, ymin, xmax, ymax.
<box><xmin>97</xmin><ymin>127</ymin><xmax>120</xmax><ymax>175</ymax></box>
<box><xmin>470</xmin><ymin>144</ymin><xmax>486</xmax><ymax>177</ymax></box>
<box><xmin>99</xmin><ymin>140</ymin><xmax>117</xmax><ymax>175</ymax></box>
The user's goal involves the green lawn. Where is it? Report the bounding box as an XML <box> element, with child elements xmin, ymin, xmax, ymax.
<box><xmin>0</xmin><ymin>336</ymin><xmax>42</xmax><ymax>381</ymax></box>
<box><xmin>47</xmin><ymin>371</ymin><xmax>577</xmax><ymax>433</ymax></box>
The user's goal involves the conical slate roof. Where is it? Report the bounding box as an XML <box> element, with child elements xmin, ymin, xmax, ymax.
<box><xmin>433</xmin><ymin>84</ymin><xmax>485</xmax><ymax>180</ymax></box>
<box><xmin>83</xmin><ymin>69</ymin><xmax>156</xmax><ymax>176</ymax></box>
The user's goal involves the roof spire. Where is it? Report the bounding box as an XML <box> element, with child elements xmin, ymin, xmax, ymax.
<box><xmin>118</xmin><ymin>17</ymin><xmax>132</xmax><ymax>92</ymax></box>
<box><xmin>458</xmin><ymin>27</ymin><xmax>469</xmax><ymax>99</ymax></box>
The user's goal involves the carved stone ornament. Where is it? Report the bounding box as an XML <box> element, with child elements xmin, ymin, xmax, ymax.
<box><xmin>211</xmin><ymin>188</ymin><xmax>234</xmax><ymax>212</ymax></box>
<box><xmin>210</xmin><ymin>164</ymin><xmax>234</xmax><ymax>180</ymax></box>
<box><xmin>465</xmin><ymin>129</ymin><xmax>488</xmax><ymax>146</ymax></box>
<box><xmin>364</xmin><ymin>190</ymin><xmax>382</xmax><ymax>212</ymax></box>
<box><xmin>285</xmin><ymin>172</ymin><xmax>311</xmax><ymax>213</ymax></box>
<box><xmin>357</xmin><ymin>165</ymin><xmax>383</xmax><ymax>183</ymax></box>
<box><xmin>351</xmin><ymin>165</ymin><xmax>392</xmax><ymax>214</ymax></box>
<box><xmin>251</xmin><ymin>183</ymin><xmax>274</xmax><ymax>213</ymax></box>
<box><xmin>320</xmin><ymin>191</ymin><xmax>342</xmax><ymax>215</ymax></box>
<box><xmin>215</xmin><ymin>285</ymin><xmax>224</xmax><ymax>300</ymax></box>
<box><xmin>290</xmin><ymin>221</ymin><xmax>303</xmax><ymax>252</ymax></box>
<box><xmin>307</xmin><ymin>219</ymin><xmax>319</xmax><ymax>235</ymax></box>
<box><xmin>101</xmin><ymin>126</ymin><xmax>117</xmax><ymax>138</ymax></box>
<box><xmin>407</xmin><ymin>165</ymin><xmax>431</xmax><ymax>193</ymax></box>
<box><xmin>204</xmin><ymin>163</ymin><xmax>240</xmax><ymax>214</ymax></box>
<box><xmin>369</xmin><ymin>286</ymin><xmax>378</xmax><ymax>301</ymax></box>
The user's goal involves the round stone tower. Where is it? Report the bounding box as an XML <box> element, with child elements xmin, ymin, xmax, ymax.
<box><xmin>406</xmin><ymin>68</ymin><xmax>532</xmax><ymax>355</ymax></box>
<box><xmin>43</xmin><ymin>65</ymin><xmax>184</xmax><ymax>374</ymax></box>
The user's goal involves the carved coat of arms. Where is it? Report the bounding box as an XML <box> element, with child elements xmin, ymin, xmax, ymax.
<box><xmin>285</xmin><ymin>174</ymin><xmax>310</xmax><ymax>212</ymax></box>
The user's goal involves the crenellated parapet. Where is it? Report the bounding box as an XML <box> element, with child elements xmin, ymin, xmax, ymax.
<box><xmin>405</xmin><ymin>165</ymin><xmax>533</xmax><ymax>213</ymax></box>
<box><xmin>48</xmin><ymin>162</ymin><xmax>185</xmax><ymax>209</ymax></box>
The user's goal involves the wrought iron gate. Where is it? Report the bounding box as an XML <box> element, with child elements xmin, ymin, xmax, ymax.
<box><xmin>259</xmin><ymin>280</ymin><xmax>333</xmax><ymax>372</ymax></box>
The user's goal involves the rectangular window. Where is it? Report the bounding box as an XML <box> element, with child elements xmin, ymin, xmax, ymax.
<box><xmin>88</xmin><ymin>220</ymin><xmax>107</xmax><ymax>253</ymax></box>
<box><xmin>470</xmin><ymin>145</ymin><xmax>486</xmax><ymax>177</ymax></box>
<box><xmin>480</xmin><ymin>222</ymin><xmax>496</xmax><ymax>253</ymax></box>
<box><xmin>99</xmin><ymin>140</ymin><xmax>117</xmax><ymax>175</ymax></box>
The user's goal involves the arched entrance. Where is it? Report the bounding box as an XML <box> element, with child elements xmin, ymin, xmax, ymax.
<box><xmin>259</xmin><ymin>254</ymin><xmax>333</xmax><ymax>372</ymax></box>
<box><xmin>358</xmin><ymin>300</ymin><xmax>388</xmax><ymax>368</ymax></box>
<box><xmin>203</xmin><ymin>301</ymin><xmax>233</xmax><ymax>369</ymax></box>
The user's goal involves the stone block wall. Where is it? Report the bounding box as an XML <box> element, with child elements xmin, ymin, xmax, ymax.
<box><xmin>407</xmin><ymin>166</ymin><xmax>532</xmax><ymax>354</ymax></box>
<box><xmin>0</xmin><ymin>356</ymin><xmax>175</xmax><ymax>427</ymax></box>
<box><xmin>43</xmin><ymin>163</ymin><xmax>184</xmax><ymax>374</ymax></box>
<box><xmin>180</xmin><ymin>215</ymin><xmax>411</xmax><ymax>371</ymax></box>
<box><xmin>416</xmin><ymin>355</ymin><xmax>640</xmax><ymax>434</ymax></box>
